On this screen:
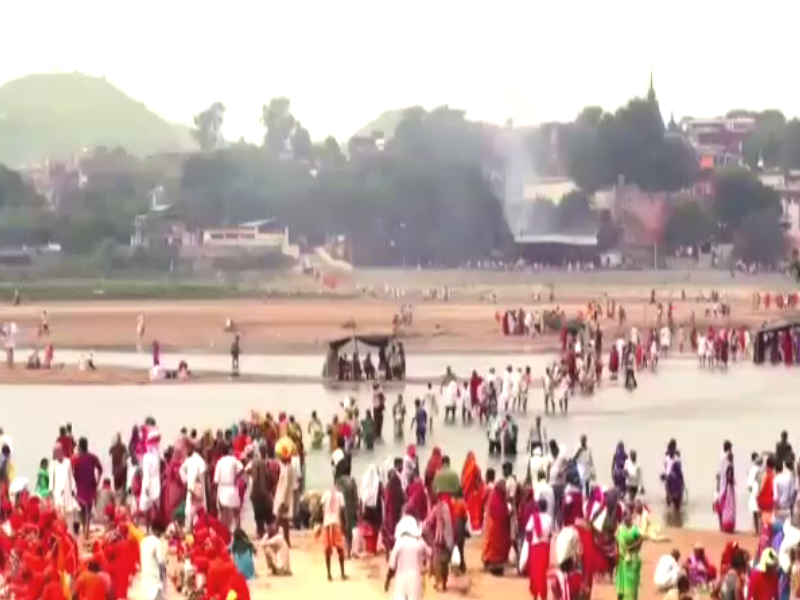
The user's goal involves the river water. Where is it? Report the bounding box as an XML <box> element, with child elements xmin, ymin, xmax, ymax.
<box><xmin>2</xmin><ymin>351</ymin><xmax>790</xmax><ymax>531</ymax></box>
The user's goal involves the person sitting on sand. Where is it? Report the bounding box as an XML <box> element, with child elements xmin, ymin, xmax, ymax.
<box><xmin>26</xmin><ymin>350</ymin><xmax>41</xmax><ymax>370</ymax></box>
<box><xmin>78</xmin><ymin>353</ymin><xmax>96</xmax><ymax>372</ymax></box>
<box><xmin>177</xmin><ymin>360</ymin><xmax>191</xmax><ymax>380</ymax></box>
<box><xmin>653</xmin><ymin>549</ymin><xmax>682</xmax><ymax>592</ymax></box>
<box><xmin>261</xmin><ymin>505</ymin><xmax>292</xmax><ymax>575</ymax></box>
<box><xmin>685</xmin><ymin>543</ymin><xmax>717</xmax><ymax>589</ymax></box>
<box><xmin>229</xmin><ymin>527</ymin><xmax>256</xmax><ymax>581</ymax></box>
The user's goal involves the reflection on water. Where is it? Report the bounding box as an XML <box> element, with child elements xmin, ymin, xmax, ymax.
<box><xmin>2</xmin><ymin>358</ymin><xmax>791</xmax><ymax>531</ymax></box>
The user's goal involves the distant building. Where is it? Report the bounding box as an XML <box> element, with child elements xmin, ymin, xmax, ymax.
<box><xmin>201</xmin><ymin>219</ymin><xmax>289</xmax><ymax>251</ymax></box>
<box><xmin>759</xmin><ymin>170</ymin><xmax>800</xmax><ymax>249</ymax></box>
<box><xmin>680</xmin><ymin>116</ymin><xmax>755</xmax><ymax>169</ymax></box>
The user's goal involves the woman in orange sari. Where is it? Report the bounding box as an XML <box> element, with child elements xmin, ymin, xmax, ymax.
<box><xmin>482</xmin><ymin>480</ymin><xmax>511</xmax><ymax>575</ymax></box>
<box><xmin>461</xmin><ymin>452</ymin><xmax>485</xmax><ymax>533</ymax></box>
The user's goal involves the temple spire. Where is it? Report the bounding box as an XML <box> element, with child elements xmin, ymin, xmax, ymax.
<box><xmin>647</xmin><ymin>68</ymin><xmax>657</xmax><ymax>103</ymax></box>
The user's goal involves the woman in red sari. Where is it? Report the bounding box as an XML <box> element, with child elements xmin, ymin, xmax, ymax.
<box><xmin>481</xmin><ymin>480</ymin><xmax>511</xmax><ymax>575</ymax></box>
<box><xmin>424</xmin><ymin>447</ymin><xmax>443</xmax><ymax>498</ymax></box>
<box><xmin>461</xmin><ymin>452</ymin><xmax>485</xmax><ymax>533</ymax></box>
<box><xmin>403</xmin><ymin>475</ymin><xmax>429</xmax><ymax>522</ymax></box>
<box><xmin>574</xmin><ymin>518</ymin><xmax>603</xmax><ymax>596</ymax></box>
<box><xmin>162</xmin><ymin>446</ymin><xmax>186</xmax><ymax>525</ymax></box>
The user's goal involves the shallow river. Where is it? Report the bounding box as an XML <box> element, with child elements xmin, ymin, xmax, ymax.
<box><xmin>2</xmin><ymin>352</ymin><xmax>792</xmax><ymax>531</ymax></box>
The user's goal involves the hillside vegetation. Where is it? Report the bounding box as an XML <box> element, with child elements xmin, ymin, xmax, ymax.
<box><xmin>0</xmin><ymin>72</ymin><xmax>195</xmax><ymax>166</ymax></box>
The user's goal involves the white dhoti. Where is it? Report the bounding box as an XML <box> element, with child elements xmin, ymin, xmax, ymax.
<box><xmin>393</xmin><ymin>572</ymin><xmax>423</xmax><ymax>600</ymax></box>
<box><xmin>217</xmin><ymin>484</ymin><xmax>240</xmax><ymax>509</ymax></box>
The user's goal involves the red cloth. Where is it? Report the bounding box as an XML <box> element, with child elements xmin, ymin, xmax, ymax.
<box><xmin>57</xmin><ymin>435</ymin><xmax>74</xmax><ymax>457</ymax></box>
<box><xmin>720</xmin><ymin>541</ymin><xmax>740</xmax><ymax>578</ymax></box>
<box><xmin>575</xmin><ymin>522</ymin><xmax>601</xmax><ymax>593</ymax></box>
<box><xmin>749</xmin><ymin>569</ymin><xmax>778</xmax><ymax>600</ymax></box>
<box><xmin>207</xmin><ymin>558</ymin><xmax>251</xmax><ymax>600</ymax></box>
<box><xmin>403</xmin><ymin>480</ymin><xmax>428</xmax><ymax>522</ymax></box>
<box><xmin>562</xmin><ymin>489</ymin><xmax>583</xmax><ymax>527</ymax></box>
<box><xmin>549</xmin><ymin>570</ymin><xmax>583</xmax><ymax>600</ymax></box>
<box><xmin>41</xmin><ymin>582</ymin><xmax>67</xmax><ymax>600</ymax></box>
<box><xmin>528</xmin><ymin>540</ymin><xmax>550</xmax><ymax>599</ymax></box>
<box><xmin>424</xmin><ymin>447</ymin><xmax>443</xmax><ymax>497</ymax></box>
<box><xmin>758</xmin><ymin>468</ymin><xmax>775</xmax><ymax>512</ymax></box>
<box><xmin>481</xmin><ymin>482</ymin><xmax>511</xmax><ymax>565</ymax></box>
<box><xmin>74</xmin><ymin>571</ymin><xmax>108</xmax><ymax>600</ymax></box>
<box><xmin>461</xmin><ymin>452</ymin><xmax>485</xmax><ymax>532</ymax></box>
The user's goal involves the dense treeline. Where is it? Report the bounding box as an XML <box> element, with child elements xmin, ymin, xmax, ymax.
<box><xmin>0</xmin><ymin>91</ymin><xmax>796</xmax><ymax>268</ymax></box>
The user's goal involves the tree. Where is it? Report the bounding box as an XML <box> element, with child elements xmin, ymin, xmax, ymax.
<box><xmin>734</xmin><ymin>209</ymin><xmax>786</xmax><ymax>265</ymax></box>
<box><xmin>317</xmin><ymin>136</ymin><xmax>346</xmax><ymax>170</ymax></box>
<box><xmin>663</xmin><ymin>200</ymin><xmax>718</xmax><ymax>251</ymax></box>
<box><xmin>0</xmin><ymin>166</ymin><xmax>41</xmax><ymax>209</ymax></box>
<box><xmin>742</xmin><ymin>110</ymin><xmax>786</xmax><ymax>169</ymax></box>
<box><xmin>560</xmin><ymin>96</ymin><xmax>696</xmax><ymax>194</ymax></box>
<box><xmin>261</xmin><ymin>97</ymin><xmax>297</xmax><ymax>156</ymax></box>
<box><xmin>712</xmin><ymin>168</ymin><xmax>780</xmax><ymax>235</ymax></box>
<box><xmin>191</xmin><ymin>102</ymin><xmax>225</xmax><ymax>151</ymax></box>
<box><xmin>291</xmin><ymin>124</ymin><xmax>314</xmax><ymax>163</ymax></box>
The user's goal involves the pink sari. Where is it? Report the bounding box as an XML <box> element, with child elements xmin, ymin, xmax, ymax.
<box><xmin>715</xmin><ymin>453</ymin><xmax>736</xmax><ymax>533</ymax></box>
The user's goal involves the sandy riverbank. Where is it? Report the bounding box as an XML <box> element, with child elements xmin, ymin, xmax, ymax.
<box><xmin>218</xmin><ymin>525</ymin><xmax>756</xmax><ymax>600</ymax></box>
<box><xmin>0</xmin><ymin>364</ymin><xmax>278</xmax><ymax>385</ymax></box>
<box><xmin>0</xmin><ymin>292</ymin><xmax>785</xmax><ymax>356</ymax></box>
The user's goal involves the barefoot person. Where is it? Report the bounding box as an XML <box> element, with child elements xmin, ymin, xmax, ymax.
<box><xmin>72</xmin><ymin>437</ymin><xmax>103</xmax><ymax>538</ymax></box>
<box><xmin>214</xmin><ymin>444</ymin><xmax>244</xmax><ymax>531</ymax></box>
<box><xmin>320</xmin><ymin>474</ymin><xmax>347</xmax><ymax>581</ymax></box>
<box><xmin>385</xmin><ymin>515</ymin><xmax>430</xmax><ymax>600</ymax></box>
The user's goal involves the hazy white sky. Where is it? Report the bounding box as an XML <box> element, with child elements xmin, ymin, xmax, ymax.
<box><xmin>3</xmin><ymin>0</ymin><xmax>799</xmax><ymax>142</ymax></box>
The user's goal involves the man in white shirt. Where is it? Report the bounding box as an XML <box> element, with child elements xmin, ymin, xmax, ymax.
<box><xmin>510</xmin><ymin>368</ymin><xmax>522</xmax><ymax>411</ymax></box>
<box><xmin>423</xmin><ymin>383</ymin><xmax>438</xmax><ymax>431</ymax></box>
<box><xmin>533</xmin><ymin>470</ymin><xmax>555</xmax><ymax>520</ymax></box>
<box><xmin>321</xmin><ymin>482</ymin><xmax>347</xmax><ymax>581</ymax></box>
<box><xmin>654</xmin><ymin>549</ymin><xmax>682</xmax><ymax>591</ymax></box>
<box><xmin>528</xmin><ymin>446</ymin><xmax>551</xmax><ymax>485</ymax></box>
<box><xmin>139</xmin><ymin>431</ymin><xmax>162</xmax><ymax>526</ymax></box>
<box><xmin>443</xmin><ymin>379</ymin><xmax>459</xmax><ymax>424</ymax></box>
<box><xmin>137</xmin><ymin>519</ymin><xmax>167</xmax><ymax>600</ymax></box>
<box><xmin>747</xmin><ymin>452</ymin><xmax>763</xmax><ymax>534</ymax></box>
<box><xmin>774</xmin><ymin>460</ymin><xmax>795</xmax><ymax>522</ymax></box>
<box><xmin>625</xmin><ymin>449</ymin><xmax>643</xmax><ymax>501</ymax></box>
<box><xmin>659</xmin><ymin>326</ymin><xmax>671</xmax><ymax>355</ymax></box>
<box><xmin>179</xmin><ymin>445</ymin><xmax>207</xmax><ymax>533</ymax></box>
<box><xmin>214</xmin><ymin>445</ymin><xmax>244</xmax><ymax>530</ymax></box>
<box><xmin>500</xmin><ymin>366</ymin><xmax>513</xmax><ymax>410</ymax></box>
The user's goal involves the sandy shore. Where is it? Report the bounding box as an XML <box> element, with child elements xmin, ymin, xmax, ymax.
<box><xmin>0</xmin><ymin>292</ymin><xmax>783</xmax><ymax>356</ymax></box>
<box><xmin>0</xmin><ymin>365</ymin><xmax>277</xmax><ymax>385</ymax></box>
<box><xmin>232</xmin><ymin>525</ymin><xmax>755</xmax><ymax>600</ymax></box>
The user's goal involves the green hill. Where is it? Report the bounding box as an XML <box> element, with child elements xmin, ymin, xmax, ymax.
<box><xmin>0</xmin><ymin>72</ymin><xmax>196</xmax><ymax>166</ymax></box>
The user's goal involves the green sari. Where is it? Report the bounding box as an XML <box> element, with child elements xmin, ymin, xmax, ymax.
<box><xmin>35</xmin><ymin>468</ymin><xmax>51</xmax><ymax>499</ymax></box>
<box><xmin>615</xmin><ymin>524</ymin><xmax>642</xmax><ymax>600</ymax></box>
